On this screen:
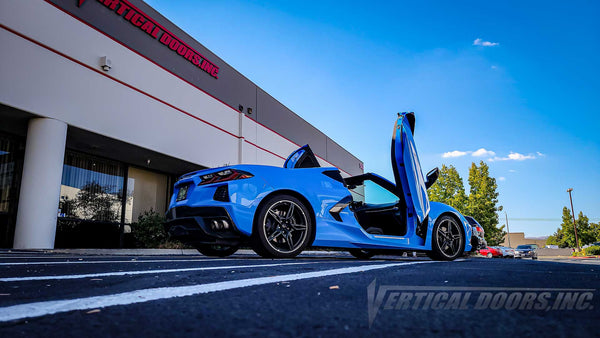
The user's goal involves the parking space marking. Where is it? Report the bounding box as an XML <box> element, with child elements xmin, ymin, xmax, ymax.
<box><xmin>0</xmin><ymin>260</ymin><xmax>437</xmax><ymax>322</ymax></box>
<box><xmin>0</xmin><ymin>261</ymin><xmax>324</xmax><ymax>282</ymax></box>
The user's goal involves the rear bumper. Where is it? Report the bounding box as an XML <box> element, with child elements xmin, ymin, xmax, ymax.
<box><xmin>164</xmin><ymin>206</ymin><xmax>245</xmax><ymax>246</ymax></box>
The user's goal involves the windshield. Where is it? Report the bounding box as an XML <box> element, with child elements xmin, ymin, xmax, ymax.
<box><xmin>517</xmin><ymin>245</ymin><xmax>532</xmax><ymax>249</ymax></box>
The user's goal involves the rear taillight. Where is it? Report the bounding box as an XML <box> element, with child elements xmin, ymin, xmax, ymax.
<box><xmin>199</xmin><ymin>169</ymin><xmax>253</xmax><ymax>185</ymax></box>
<box><xmin>476</xmin><ymin>226</ymin><xmax>483</xmax><ymax>232</ymax></box>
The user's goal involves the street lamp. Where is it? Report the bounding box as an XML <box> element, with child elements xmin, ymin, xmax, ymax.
<box><xmin>566</xmin><ymin>188</ymin><xmax>580</xmax><ymax>251</ymax></box>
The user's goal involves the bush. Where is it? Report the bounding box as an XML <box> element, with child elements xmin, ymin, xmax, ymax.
<box><xmin>584</xmin><ymin>245</ymin><xmax>600</xmax><ymax>256</ymax></box>
<box><xmin>132</xmin><ymin>209</ymin><xmax>168</xmax><ymax>248</ymax></box>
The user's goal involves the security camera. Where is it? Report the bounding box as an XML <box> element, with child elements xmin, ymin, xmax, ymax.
<box><xmin>100</xmin><ymin>56</ymin><xmax>111</xmax><ymax>71</ymax></box>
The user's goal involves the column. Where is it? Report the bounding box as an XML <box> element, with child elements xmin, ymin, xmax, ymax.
<box><xmin>13</xmin><ymin>118</ymin><xmax>67</xmax><ymax>249</ymax></box>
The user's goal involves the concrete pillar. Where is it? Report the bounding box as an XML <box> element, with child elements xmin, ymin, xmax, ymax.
<box><xmin>13</xmin><ymin>118</ymin><xmax>67</xmax><ymax>249</ymax></box>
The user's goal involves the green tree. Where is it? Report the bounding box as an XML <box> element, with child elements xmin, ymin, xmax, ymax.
<box><xmin>548</xmin><ymin>207</ymin><xmax>595</xmax><ymax>248</ymax></box>
<box><xmin>591</xmin><ymin>222</ymin><xmax>600</xmax><ymax>242</ymax></box>
<box><xmin>466</xmin><ymin>161</ymin><xmax>505</xmax><ymax>246</ymax></box>
<box><xmin>428</xmin><ymin>164</ymin><xmax>468</xmax><ymax>214</ymax></box>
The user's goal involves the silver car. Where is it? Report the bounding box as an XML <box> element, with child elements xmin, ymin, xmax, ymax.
<box><xmin>514</xmin><ymin>244</ymin><xmax>538</xmax><ymax>259</ymax></box>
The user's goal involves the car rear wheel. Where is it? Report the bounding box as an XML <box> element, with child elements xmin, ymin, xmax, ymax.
<box><xmin>252</xmin><ymin>194</ymin><xmax>312</xmax><ymax>258</ymax></box>
<box><xmin>428</xmin><ymin>215</ymin><xmax>465</xmax><ymax>261</ymax></box>
<box><xmin>195</xmin><ymin>244</ymin><xmax>239</xmax><ymax>257</ymax></box>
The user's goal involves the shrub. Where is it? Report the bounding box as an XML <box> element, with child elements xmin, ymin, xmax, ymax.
<box><xmin>132</xmin><ymin>209</ymin><xmax>168</xmax><ymax>248</ymax></box>
<box><xmin>584</xmin><ymin>245</ymin><xmax>600</xmax><ymax>256</ymax></box>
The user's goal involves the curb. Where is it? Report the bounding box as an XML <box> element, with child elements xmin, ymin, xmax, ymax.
<box><xmin>569</xmin><ymin>256</ymin><xmax>600</xmax><ymax>259</ymax></box>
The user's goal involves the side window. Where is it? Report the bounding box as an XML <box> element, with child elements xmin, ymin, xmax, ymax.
<box><xmin>364</xmin><ymin>180</ymin><xmax>399</xmax><ymax>205</ymax></box>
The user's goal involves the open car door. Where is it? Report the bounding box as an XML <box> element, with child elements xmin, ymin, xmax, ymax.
<box><xmin>391</xmin><ymin>113</ymin><xmax>430</xmax><ymax>224</ymax></box>
<box><xmin>283</xmin><ymin>144</ymin><xmax>320</xmax><ymax>169</ymax></box>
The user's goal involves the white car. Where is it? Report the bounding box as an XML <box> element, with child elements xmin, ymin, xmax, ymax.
<box><xmin>497</xmin><ymin>246</ymin><xmax>515</xmax><ymax>258</ymax></box>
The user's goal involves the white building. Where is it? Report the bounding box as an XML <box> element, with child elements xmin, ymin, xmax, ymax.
<box><xmin>0</xmin><ymin>0</ymin><xmax>363</xmax><ymax>249</ymax></box>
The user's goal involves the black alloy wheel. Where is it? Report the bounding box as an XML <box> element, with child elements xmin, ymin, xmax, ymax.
<box><xmin>428</xmin><ymin>215</ymin><xmax>465</xmax><ymax>261</ymax></box>
<box><xmin>252</xmin><ymin>194</ymin><xmax>312</xmax><ymax>258</ymax></box>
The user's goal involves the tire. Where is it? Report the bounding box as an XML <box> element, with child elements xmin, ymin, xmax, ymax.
<box><xmin>195</xmin><ymin>244</ymin><xmax>239</xmax><ymax>257</ymax></box>
<box><xmin>251</xmin><ymin>194</ymin><xmax>312</xmax><ymax>258</ymax></box>
<box><xmin>348</xmin><ymin>249</ymin><xmax>376</xmax><ymax>259</ymax></box>
<box><xmin>428</xmin><ymin>215</ymin><xmax>465</xmax><ymax>261</ymax></box>
<box><xmin>486</xmin><ymin>252</ymin><xmax>493</xmax><ymax>258</ymax></box>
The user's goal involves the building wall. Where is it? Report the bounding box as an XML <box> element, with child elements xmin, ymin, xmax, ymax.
<box><xmin>501</xmin><ymin>232</ymin><xmax>547</xmax><ymax>248</ymax></box>
<box><xmin>0</xmin><ymin>0</ymin><xmax>363</xmax><ymax>176</ymax></box>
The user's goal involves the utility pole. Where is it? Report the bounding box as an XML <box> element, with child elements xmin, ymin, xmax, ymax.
<box><xmin>567</xmin><ymin>188</ymin><xmax>580</xmax><ymax>251</ymax></box>
<box><xmin>505</xmin><ymin>212</ymin><xmax>511</xmax><ymax>247</ymax></box>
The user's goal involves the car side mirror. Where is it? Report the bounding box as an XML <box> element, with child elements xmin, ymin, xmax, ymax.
<box><xmin>425</xmin><ymin>167</ymin><xmax>439</xmax><ymax>189</ymax></box>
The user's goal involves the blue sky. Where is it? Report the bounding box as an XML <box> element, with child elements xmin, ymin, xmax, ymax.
<box><xmin>145</xmin><ymin>0</ymin><xmax>599</xmax><ymax>237</ymax></box>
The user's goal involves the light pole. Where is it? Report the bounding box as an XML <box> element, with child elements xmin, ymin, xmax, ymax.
<box><xmin>567</xmin><ymin>188</ymin><xmax>580</xmax><ymax>251</ymax></box>
<box><xmin>505</xmin><ymin>212</ymin><xmax>511</xmax><ymax>247</ymax></box>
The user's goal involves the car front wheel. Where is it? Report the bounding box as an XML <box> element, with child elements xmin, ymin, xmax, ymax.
<box><xmin>428</xmin><ymin>215</ymin><xmax>465</xmax><ymax>261</ymax></box>
<box><xmin>252</xmin><ymin>194</ymin><xmax>312</xmax><ymax>258</ymax></box>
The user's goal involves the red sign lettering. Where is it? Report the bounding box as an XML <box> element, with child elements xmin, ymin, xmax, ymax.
<box><xmin>80</xmin><ymin>0</ymin><xmax>219</xmax><ymax>79</ymax></box>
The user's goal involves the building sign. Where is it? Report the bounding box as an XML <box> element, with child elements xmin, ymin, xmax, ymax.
<box><xmin>80</xmin><ymin>0</ymin><xmax>220</xmax><ymax>79</ymax></box>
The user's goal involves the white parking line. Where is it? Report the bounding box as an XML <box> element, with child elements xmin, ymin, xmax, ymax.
<box><xmin>0</xmin><ymin>259</ymin><xmax>233</xmax><ymax>266</ymax></box>
<box><xmin>0</xmin><ymin>262</ymin><xmax>317</xmax><ymax>282</ymax></box>
<box><xmin>0</xmin><ymin>260</ymin><xmax>437</xmax><ymax>322</ymax></box>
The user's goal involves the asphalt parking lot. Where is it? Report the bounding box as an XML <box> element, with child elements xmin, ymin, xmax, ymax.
<box><xmin>0</xmin><ymin>250</ymin><xmax>598</xmax><ymax>337</ymax></box>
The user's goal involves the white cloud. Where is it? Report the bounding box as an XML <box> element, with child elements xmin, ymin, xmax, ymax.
<box><xmin>442</xmin><ymin>150</ymin><xmax>468</xmax><ymax>158</ymax></box>
<box><xmin>536</xmin><ymin>152</ymin><xmax>546</xmax><ymax>157</ymax></box>
<box><xmin>491</xmin><ymin>65</ymin><xmax>498</xmax><ymax>70</ymax></box>
<box><xmin>473</xmin><ymin>38</ymin><xmax>499</xmax><ymax>47</ymax></box>
<box><xmin>508</xmin><ymin>152</ymin><xmax>535</xmax><ymax>160</ymax></box>
<box><xmin>489</xmin><ymin>152</ymin><xmax>537</xmax><ymax>161</ymax></box>
<box><xmin>509</xmin><ymin>169</ymin><xmax>517</xmax><ymax>173</ymax></box>
<box><xmin>472</xmin><ymin>148</ymin><xmax>496</xmax><ymax>157</ymax></box>
<box><xmin>498</xmin><ymin>177</ymin><xmax>506</xmax><ymax>181</ymax></box>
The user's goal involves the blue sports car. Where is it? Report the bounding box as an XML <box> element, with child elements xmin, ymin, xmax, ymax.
<box><xmin>165</xmin><ymin>112</ymin><xmax>471</xmax><ymax>260</ymax></box>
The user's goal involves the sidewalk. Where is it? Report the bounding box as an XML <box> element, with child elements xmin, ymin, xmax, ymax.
<box><xmin>2</xmin><ymin>248</ymin><xmax>349</xmax><ymax>256</ymax></box>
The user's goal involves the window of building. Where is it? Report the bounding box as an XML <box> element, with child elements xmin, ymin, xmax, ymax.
<box><xmin>0</xmin><ymin>134</ymin><xmax>24</xmax><ymax>248</ymax></box>
<box><xmin>56</xmin><ymin>150</ymin><xmax>125</xmax><ymax>248</ymax></box>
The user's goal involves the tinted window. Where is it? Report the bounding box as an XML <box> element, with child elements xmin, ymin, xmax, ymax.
<box><xmin>364</xmin><ymin>180</ymin><xmax>399</xmax><ymax>205</ymax></box>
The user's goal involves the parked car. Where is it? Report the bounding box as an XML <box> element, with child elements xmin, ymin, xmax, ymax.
<box><xmin>514</xmin><ymin>244</ymin><xmax>538</xmax><ymax>259</ymax></box>
<box><xmin>164</xmin><ymin>113</ymin><xmax>472</xmax><ymax>260</ymax></box>
<box><xmin>479</xmin><ymin>246</ymin><xmax>503</xmax><ymax>258</ymax></box>
<box><xmin>464</xmin><ymin>216</ymin><xmax>487</xmax><ymax>251</ymax></box>
<box><xmin>497</xmin><ymin>246</ymin><xmax>515</xmax><ymax>258</ymax></box>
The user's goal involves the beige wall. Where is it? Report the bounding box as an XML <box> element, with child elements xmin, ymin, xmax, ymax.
<box><xmin>124</xmin><ymin>167</ymin><xmax>168</xmax><ymax>224</ymax></box>
<box><xmin>501</xmin><ymin>232</ymin><xmax>547</xmax><ymax>248</ymax></box>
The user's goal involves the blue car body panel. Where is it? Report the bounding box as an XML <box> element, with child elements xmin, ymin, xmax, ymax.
<box><xmin>167</xmin><ymin>113</ymin><xmax>472</xmax><ymax>253</ymax></box>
